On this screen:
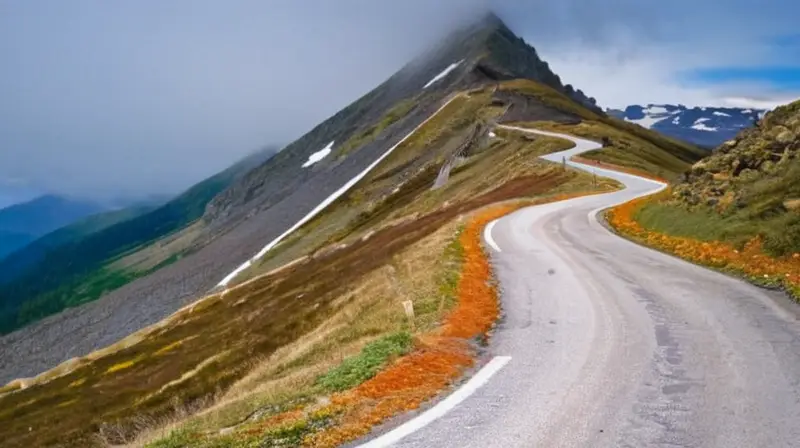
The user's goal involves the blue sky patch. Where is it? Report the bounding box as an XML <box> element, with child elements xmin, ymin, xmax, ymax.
<box><xmin>681</xmin><ymin>66</ymin><xmax>800</xmax><ymax>91</ymax></box>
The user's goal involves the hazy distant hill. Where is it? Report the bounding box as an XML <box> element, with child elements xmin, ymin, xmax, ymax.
<box><xmin>0</xmin><ymin>195</ymin><xmax>104</xmax><ymax>260</ymax></box>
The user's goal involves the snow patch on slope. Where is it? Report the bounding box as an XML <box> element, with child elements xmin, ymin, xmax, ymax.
<box><xmin>423</xmin><ymin>60</ymin><xmax>464</xmax><ymax>89</ymax></box>
<box><xmin>302</xmin><ymin>141</ymin><xmax>334</xmax><ymax>168</ymax></box>
<box><xmin>692</xmin><ymin>118</ymin><xmax>718</xmax><ymax>131</ymax></box>
<box><xmin>625</xmin><ymin>115</ymin><xmax>663</xmax><ymax>129</ymax></box>
<box><xmin>646</xmin><ymin>105</ymin><xmax>670</xmax><ymax>115</ymax></box>
<box><xmin>713</xmin><ymin>111</ymin><xmax>731</xmax><ymax>117</ymax></box>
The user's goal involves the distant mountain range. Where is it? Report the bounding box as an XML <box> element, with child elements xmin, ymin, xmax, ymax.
<box><xmin>0</xmin><ymin>143</ymin><xmax>278</xmax><ymax>333</ymax></box>
<box><xmin>0</xmin><ymin>195</ymin><xmax>106</xmax><ymax>260</ymax></box>
<box><xmin>607</xmin><ymin>104</ymin><xmax>766</xmax><ymax>149</ymax></box>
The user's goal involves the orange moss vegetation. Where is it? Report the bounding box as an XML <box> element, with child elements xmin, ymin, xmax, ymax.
<box><xmin>209</xmin><ymin>192</ymin><xmax>610</xmax><ymax>447</ymax></box>
<box><xmin>571</xmin><ymin>156</ymin><xmax>669</xmax><ymax>184</ymax></box>
<box><xmin>608</xmin><ymin>194</ymin><xmax>800</xmax><ymax>298</ymax></box>
<box><xmin>305</xmin><ymin>204</ymin><xmax>518</xmax><ymax>447</ymax></box>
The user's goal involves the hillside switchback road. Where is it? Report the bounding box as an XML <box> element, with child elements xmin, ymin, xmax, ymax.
<box><xmin>355</xmin><ymin>126</ymin><xmax>800</xmax><ymax>448</ymax></box>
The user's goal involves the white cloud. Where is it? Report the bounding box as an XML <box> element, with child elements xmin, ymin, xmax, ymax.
<box><xmin>720</xmin><ymin>96</ymin><xmax>798</xmax><ymax>110</ymax></box>
<box><xmin>503</xmin><ymin>0</ymin><xmax>800</xmax><ymax>109</ymax></box>
<box><xmin>539</xmin><ymin>45</ymin><xmax>800</xmax><ymax>109</ymax></box>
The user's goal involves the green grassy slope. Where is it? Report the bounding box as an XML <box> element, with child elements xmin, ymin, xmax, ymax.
<box><xmin>500</xmin><ymin>79</ymin><xmax>705</xmax><ymax>179</ymax></box>
<box><xmin>0</xmin><ymin>146</ymin><xmax>278</xmax><ymax>334</ymax></box>
<box><xmin>0</xmin><ymin>87</ymin><xmax>621</xmax><ymax>447</ymax></box>
<box><xmin>638</xmin><ymin>99</ymin><xmax>800</xmax><ymax>256</ymax></box>
<box><xmin>0</xmin><ymin>195</ymin><xmax>106</xmax><ymax>259</ymax></box>
<box><xmin>0</xmin><ymin>205</ymin><xmax>155</xmax><ymax>285</ymax></box>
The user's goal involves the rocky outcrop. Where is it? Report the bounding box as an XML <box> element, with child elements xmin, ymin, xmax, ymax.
<box><xmin>674</xmin><ymin>99</ymin><xmax>800</xmax><ymax>209</ymax></box>
<box><xmin>203</xmin><ymin>12</ymin><xmax>602</xmax><ymax>232</ymax></box>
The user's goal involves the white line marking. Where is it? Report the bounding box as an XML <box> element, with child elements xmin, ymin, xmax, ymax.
<box><xmin>484</xmin><ymin>219</ymin><xmax>501</xmax><ymax>252</ymax></box>
<box><xmin>356</xmin><ymin>356</ymin><xmax>512</xmax><ymax>448</ymax></box>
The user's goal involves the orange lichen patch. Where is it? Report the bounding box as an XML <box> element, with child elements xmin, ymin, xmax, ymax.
<box><xmin>303</xmin><ymin>205</ymin><xmax>518</xmax><ymax>447</ymax></box>
<box><xmin>225</xmin><ymin>194</ymin><xmax>607</xmax><ymax>447</ymax></box>
<box><xmin>441</xmin><ymin>205</ymin><xmax>518</xmax><ymax>338</ymax></box>
<box><xmin>240</xmin><ymin>408</ymin><xmax>306</xmax><ymax>436</ymax></box>
<box><xmin>571</xmin><ymin>156</ymin><xmax>669</xmax><ymax>184</ymax></box>
<box><xmin>307</xmin><ymin>339</ymin><xmax>474</xmax><ymax>447</ymax></box>
<box><xmin>608</xmin><ymin>194</ymin><xmax>800</xmax><ymax>298</ymax></box>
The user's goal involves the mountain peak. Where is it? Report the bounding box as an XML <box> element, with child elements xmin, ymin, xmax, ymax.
<box><xmin>404</xmin><ymin>12</ymin><xmax>599</xmax><ymax>112</ymax></box>
<box><xmin>476</xmin><ymin>10</ymin><xmax>505</xmax><ymax>29</ymax></box>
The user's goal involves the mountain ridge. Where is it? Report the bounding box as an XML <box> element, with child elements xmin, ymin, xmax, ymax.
<box><xmin>204</xmin><ymin>12</ymin><xmax>601</xmax><ymax>230</ymax></box>
<box><xmin>0</xmin><ymin>195</ymin><xmax>105</xmax><ymax>260</ymax></box>
<box><xmin>0</xmin><ymin>144</ymin><xmax>279</xmax><ymax>332</ymax></box>
<box><xmin>607</xmin><ymin>103</ymin><xmax>765</xmax><ymax>148</ymax></box>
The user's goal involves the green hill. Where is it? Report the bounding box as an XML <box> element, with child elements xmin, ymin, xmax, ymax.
<box><xmin>639</xmin><ymin>99</ymin><xmax>800</xmax><ymax>256</ymax></box>
<box><xmin>0</xmin><ymin>195</ymin><xmax>105</xmax><ymax>260</ymax></box>
<box><xmin>0</xmin><ymin>205</ymin><xmax>156</xmax><ymax>285</ymax></box>
<box><xmin>0</xmin><ymin>146</ymin><xmax>278</xmax><ymax>334</ymax></box>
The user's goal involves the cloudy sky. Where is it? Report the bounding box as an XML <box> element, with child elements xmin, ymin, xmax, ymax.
<box><xmin>1</xmin><ymin>0</ymin><xmax>798</xmax><ymax>205</ymax></box>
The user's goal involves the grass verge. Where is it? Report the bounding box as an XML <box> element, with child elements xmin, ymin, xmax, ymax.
<box><xmin>607</xmin><ymin>191</ymin><xmax>800</xmax><ymax>299</ymax></box>
<box><xmin>509</xmin><ymin>120</ymin><xmax>702</xmax><ymax>181</ymax></box>
<box><xmin>144</xmin><ymin>189</ymin><xmax>614</xmax><ymax>448</ymax></box>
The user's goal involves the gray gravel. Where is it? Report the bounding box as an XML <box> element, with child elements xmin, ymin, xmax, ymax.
<box><xmin>381</xmin><ymin>127</ymin><xmax>800</xmax><ymax>447</ymax></box>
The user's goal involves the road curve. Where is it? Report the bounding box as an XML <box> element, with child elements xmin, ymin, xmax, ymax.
<box><xmin>357</xmin><ymin>126</ymin><xmax>800</xmax><ymax>447</ymax></box>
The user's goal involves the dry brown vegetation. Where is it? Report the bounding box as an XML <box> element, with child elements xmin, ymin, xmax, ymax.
<box><xmin>1</xmin><ymin>82</ymin><xmax>634</xmax><ymax>447</ymax></box>
<box><xmin>0</xmin><ymin>170</ymin><xmax>590</xmax><ymax>448</ymax></box>
<box><xmin>0</xmin><ymin>93</ymin><xmax>617</xmax><ymax>447</ymax></box>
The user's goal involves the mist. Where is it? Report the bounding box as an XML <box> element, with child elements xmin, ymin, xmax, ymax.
<box><xmin>1</xmin><ymin>0</ymin><xmax>797</xmax><ymax>202</ymax></box>
<box><xmin>0</xmin><ymin>0</ymin><xmax>484</xmax><ymax>201</ymax></box>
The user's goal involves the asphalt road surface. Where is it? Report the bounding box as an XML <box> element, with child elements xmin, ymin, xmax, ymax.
<box><xmin>356</xmin><ymin>126</ymin><xmax>800</xmax><ymax>448</ymax></box>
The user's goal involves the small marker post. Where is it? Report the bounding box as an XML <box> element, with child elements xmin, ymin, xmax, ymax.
<box><xmin>402</xmin><ymin>300</ymin><xmax>415</xmax><ymax>330</ymax></box>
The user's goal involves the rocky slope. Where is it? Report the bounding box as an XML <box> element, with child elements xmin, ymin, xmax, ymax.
<box><xmin>203</xmin><ymin>13</ymin><xmax>598</xmax><ymax>231</ymax></box>
<box><xmin>607</xmin><ymin>104</ymin><xmax>765</xmax><ymax>148</ymax></box>
<box><xmin>672</xmin><ymin>99</ymin><xmax>800</xmax><ymax>255</ymax></box>
<box><xmin>0</xmin><ymin>12</ymin><xmax>666</xmax><ymax>385</ymax></box>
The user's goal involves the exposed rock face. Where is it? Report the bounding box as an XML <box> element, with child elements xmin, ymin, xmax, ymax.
<box><xmin>674</xmin><ymin>99</ymin><xmax>800</xmax><ymax>215</ymax></box>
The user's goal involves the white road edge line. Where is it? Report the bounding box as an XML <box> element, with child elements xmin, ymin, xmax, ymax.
<box><xmin>355</xmin><ymin>355</ymin><xmax>512</xmax><ymax>448</ymax></box>
<box><xmin>483</xmin><ymin>219</ymin><xmax>502</xmax><ymax>252</ymax></box>
<box><xmin>216</xmin><ymin>94</ymin><xmax>461</xmax><ymax>287</ymax></box>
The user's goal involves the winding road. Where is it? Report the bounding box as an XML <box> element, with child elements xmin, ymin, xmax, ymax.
<box><xmin>356</xmin><ymin>126</ymin><xmax>800</xmax><ymax>447</ymax></box>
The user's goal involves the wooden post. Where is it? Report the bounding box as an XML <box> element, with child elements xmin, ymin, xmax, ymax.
<box><xmin>402</xmin><ymin>300</ymin><xmax>415</xmax><ymax>330</ymax></box>
<box><xmin>562</xmin><ymin>156</ymin><xmax>566</xmax><ymax>170</ymax></box>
